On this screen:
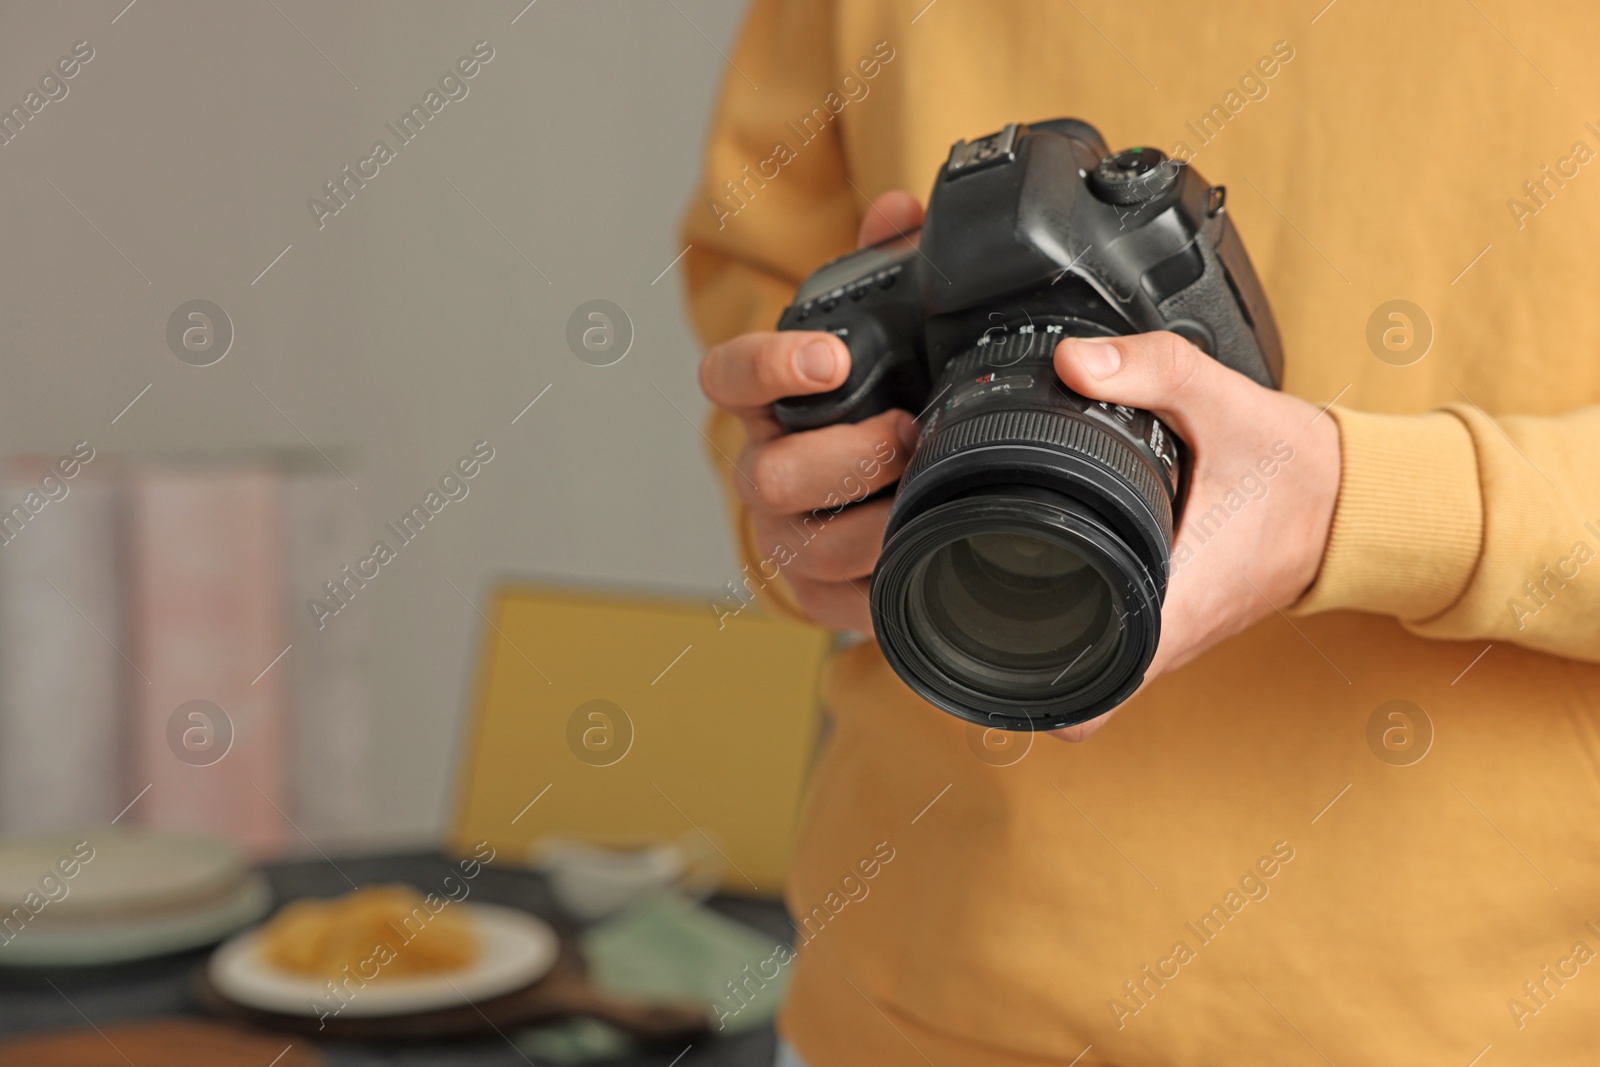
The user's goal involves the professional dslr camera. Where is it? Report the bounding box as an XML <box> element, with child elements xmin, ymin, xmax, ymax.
<box><xmin>774</xmin><ymin>118</ymin><xmax>1282</xmax><ymax>731</ymax></box>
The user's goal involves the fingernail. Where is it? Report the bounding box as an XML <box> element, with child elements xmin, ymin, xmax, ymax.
<box><xmin>898</xmin><ymin>414</ymin><xmax>920</xmax><ymax>451</ymax></box>
<box><xmin>798</xmin><ymin>341</ymin><xmax>840</xmax><ymax>384</ymax></box>
<box><xmin>1073</xmin><ymin>337</ymin><xmax>1121</xmax><ymax>379</ymax></box>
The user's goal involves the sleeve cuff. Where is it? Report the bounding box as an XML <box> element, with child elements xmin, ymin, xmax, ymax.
<box><xmin>1292</xmin><ymin>407</ymin><xmax>1484</xmax><ymax>620</ymax></box>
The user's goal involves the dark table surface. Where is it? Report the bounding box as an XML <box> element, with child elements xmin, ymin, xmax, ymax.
<box><xmin>0</xmin><ymin>850</ymin><xmax>790</xmax><ymax>1067</ymax></box>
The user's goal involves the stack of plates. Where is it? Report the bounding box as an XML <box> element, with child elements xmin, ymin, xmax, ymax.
<box><xmin>0</xmin><ymin>829</ymin><xmax>271</xmax><ymax>967</ymax></box>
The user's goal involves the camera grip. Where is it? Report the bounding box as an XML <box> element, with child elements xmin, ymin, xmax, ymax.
<box><xmin>772</xmin><ymin>344</ymin><xmax>907</xmax><ymax>433</ymax></box>
<box><xmin>771</xmin><ymin>305</ymin><xmax>927</xmax><ymax>432</ymax></box>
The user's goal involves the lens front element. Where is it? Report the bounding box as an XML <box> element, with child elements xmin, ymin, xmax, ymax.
<box><xmin>910</xmin><ymin>532</ymin><xmax>1121</xmax><ymax>700</ymax></box>
<box><xmin>873</xmin><ymin>488</ymin><xmax>1162</xmax><ymax>732</ymax></box>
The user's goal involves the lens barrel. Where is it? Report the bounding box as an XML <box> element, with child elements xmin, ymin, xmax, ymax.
<box><xmin>870</xmin><ymin>323</ymin><xmax>1180</xmax><ymax>731</ymax></box>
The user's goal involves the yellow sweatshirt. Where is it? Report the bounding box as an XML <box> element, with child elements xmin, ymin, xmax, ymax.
<box><xmin>680</xmin><ymin>2</ymin><xmax>1600</xmax><ymax>1063</ymax></box>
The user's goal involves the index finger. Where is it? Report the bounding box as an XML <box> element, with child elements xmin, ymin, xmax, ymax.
<box><xmin>699</xmin><ymin>331</ymin><xmax>850</xmax><ymax>413</ymax></box>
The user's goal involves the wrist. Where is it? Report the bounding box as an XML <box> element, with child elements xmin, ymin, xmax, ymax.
<box><xmin>1287</xmin><ymin>412</ymin><xmax>1343</xmax><ymax>601</ymax></box>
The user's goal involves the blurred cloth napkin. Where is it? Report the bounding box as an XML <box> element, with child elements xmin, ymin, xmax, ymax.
<box><xmin>517</xmin><ymin>892</ymin><xmax>791</xmax><ymax>1063</ymax></box>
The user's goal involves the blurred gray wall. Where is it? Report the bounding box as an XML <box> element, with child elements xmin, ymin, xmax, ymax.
<box><xmin>0</xmin><ymin>0</ymin><xmax>747</xmax><ymax>843</ymax></box>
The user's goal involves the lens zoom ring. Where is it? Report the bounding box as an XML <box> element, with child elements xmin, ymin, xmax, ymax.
<box><xmin>907</xmin><ymin>409</ymin><xmax>1173</xmax><ymax>535</ymax></box>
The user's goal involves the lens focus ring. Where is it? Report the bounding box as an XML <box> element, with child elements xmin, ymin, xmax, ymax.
<box><xmin>905</xmin><ymin>407</ymin><xmax>1173</xmax><ymax>540</ymax></box>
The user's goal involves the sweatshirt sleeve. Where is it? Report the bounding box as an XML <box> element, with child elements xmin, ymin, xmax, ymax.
<box><xmin>1294</xmin><ymin>402</ymin><xmax>1600</xmax><ymax>662</ymax></box>
<box><xmin>678</xmin><ymin>0</ymin><xmax>860</xmax><ymax>623</ymax></box>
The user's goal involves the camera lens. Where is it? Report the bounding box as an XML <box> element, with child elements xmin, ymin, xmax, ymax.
<box><xmin>870</xmin><ymin>324</ymin><xmax>1178</xmax><ymax>731</ymax></box>
<box><xmin>910</xmin><ymin>532</ymin><xmax>1119</xmax><ymax>697</ymax></box>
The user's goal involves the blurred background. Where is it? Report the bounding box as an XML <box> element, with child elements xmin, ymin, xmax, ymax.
<box><xmin>0</xmin><ymin>2</ymin><xmax>823</xmax><ymax>1062</ymax></box>
<box><xmin>0</xmin><ymin>0</ymin><xmax>746</xmax><ymax>844</ymax></box>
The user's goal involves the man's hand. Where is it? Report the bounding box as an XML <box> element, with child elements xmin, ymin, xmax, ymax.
<box><xmin>1048</xmin><ymin>332</ymin><xmax>1342</xmax><ymax>740</ymax></box>
<box><xmin>698</xmin><ymin>191</ymin><xmax>925</xmax><ymax>632</ymax></box>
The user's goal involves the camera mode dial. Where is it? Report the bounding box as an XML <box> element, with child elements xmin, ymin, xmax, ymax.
<box><xmin>1089</xmin><ymin>147</ymin><xmax>1178</xmax><ymax>206</ymax></box>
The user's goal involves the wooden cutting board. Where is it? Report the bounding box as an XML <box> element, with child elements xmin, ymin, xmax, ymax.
<box><xmin>0</xmin><ymin>1019</ymin><xmax>322</xmax><ymax>1067</ymax></box>
<box><xmin>192</xmin><ymin>934</ymin><xmax>709</xmax><ymax>1044</ymax></box>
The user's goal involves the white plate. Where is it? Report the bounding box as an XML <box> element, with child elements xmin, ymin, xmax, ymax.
<box><xmin>0</xmin><ymin>871</ymin><xmax>271</xmax><ymax>967</ymax></box>
<box><xmin>0</xmin><ymin>829</ymin><xmax>247</xmax><ymax>919</ymax></box>
<box><xmin>208</xmin><ymin>902</ymin><xmax>559</xmax><ymax>1017</ymax></box>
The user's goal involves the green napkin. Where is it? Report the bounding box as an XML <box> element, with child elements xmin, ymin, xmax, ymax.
<box><xmin>517</xmin><ymin>1017</ymin><xmax>633</xmax><ymax>1063</ymax></box>
<box><xmin>515</xmin><ymin>892</ymin><xmax>792</xmax><ymax>1063</ymax></box>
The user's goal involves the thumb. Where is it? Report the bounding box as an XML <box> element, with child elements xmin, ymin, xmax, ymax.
<box><xmin>1053</xmin><ymin>332</ymin><xmax>1235</xmax><ymax>433</ymax></box>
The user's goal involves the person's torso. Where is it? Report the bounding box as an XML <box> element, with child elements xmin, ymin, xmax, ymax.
<box><xmin>779</xmin><ymin>3</ymin><xmax>1600</xmax><ymax>1064</ymax></box>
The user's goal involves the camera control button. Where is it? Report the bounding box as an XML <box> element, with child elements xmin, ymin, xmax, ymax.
<box><xmin>1089</xmin><ymin>147</ymin><xmax>1179</xmax><ymax>206</ymax></box>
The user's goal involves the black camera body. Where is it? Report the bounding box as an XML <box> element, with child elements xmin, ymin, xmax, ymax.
<box><xmin>774</xmin><ymin>119</ymin><xmax>1282</xmax><ymax>731</ymax></box>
